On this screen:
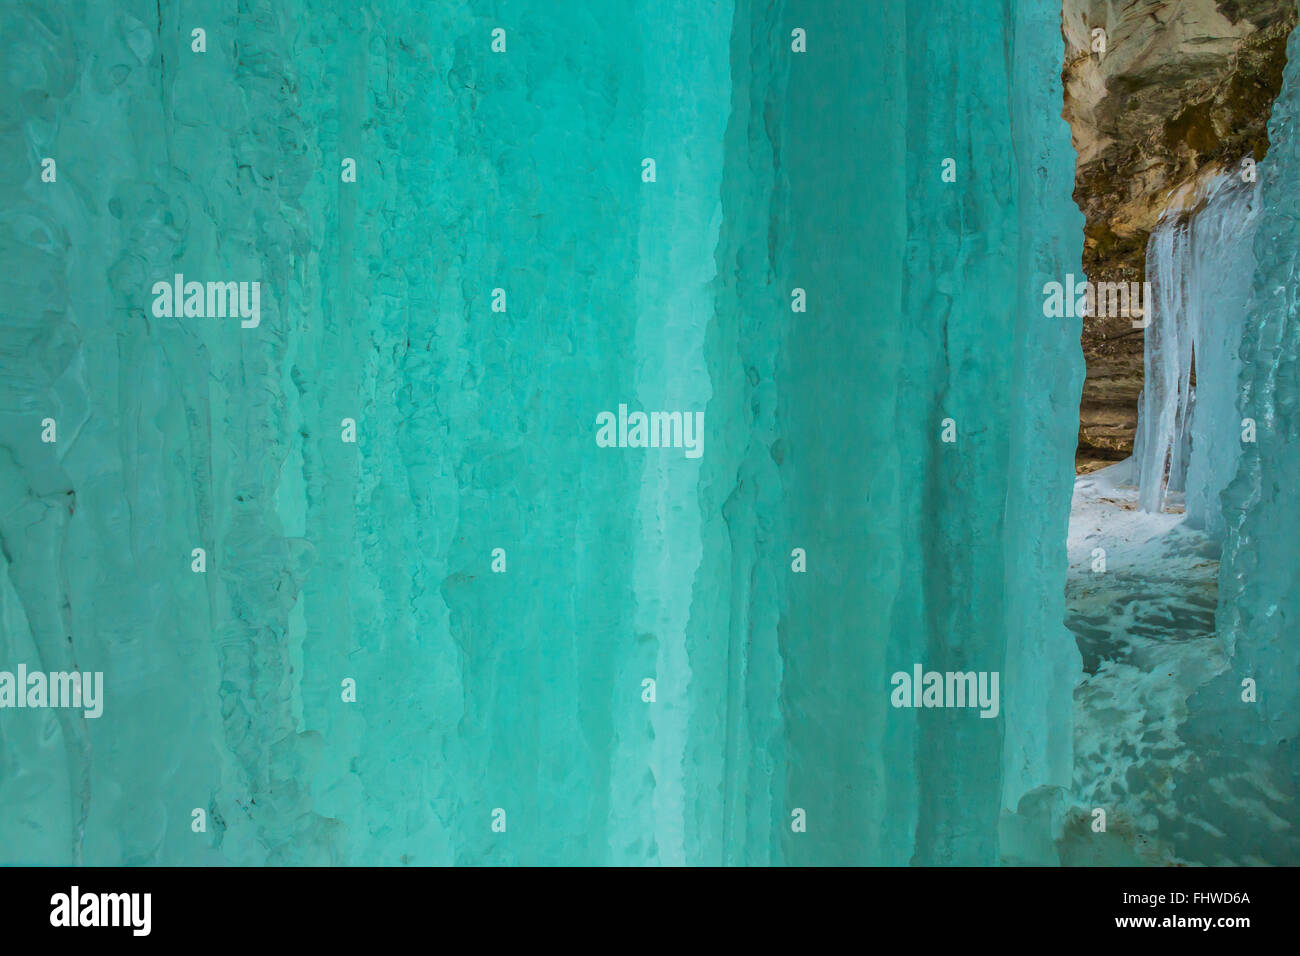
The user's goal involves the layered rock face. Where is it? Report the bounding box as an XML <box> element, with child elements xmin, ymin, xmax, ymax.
<box><xmin>1062</xmin><ymin>0</ymin><xmax>1296</xmax><ymax>471</ymax></box>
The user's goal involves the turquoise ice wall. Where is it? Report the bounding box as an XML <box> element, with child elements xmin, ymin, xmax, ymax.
<box><xmin>0</xmin><ymin>0</ymin><xmax>1083</xmax><ymax>865</ymax></box>
<box><xmin>1195</xmin><ymin>1</ymin><xmax>1300</xmax><ymax>865</ymax></box>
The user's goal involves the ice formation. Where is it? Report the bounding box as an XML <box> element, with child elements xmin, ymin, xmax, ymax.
<box><xmin>1203</xmin><ymin>9</ymin><xmax>1300</xmax><ymax>864</ymax></box>
<box><xmin>0</xmin><ymin>0</ymin><xmax>1087</xmax><ymax>866</ymax></box>
<box><xmin>1134</xmin><ymin>173</ymin><xmax>1263</xmax><ymax>537</ymax></box>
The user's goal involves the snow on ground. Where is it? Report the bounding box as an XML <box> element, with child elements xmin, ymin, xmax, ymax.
<box><xmin>1065</xmin><ymin>459</ymin><xmax>1228</xmax><ymax>864</ymax></box>
<box><xmin>1068</xmin><ymin>459</ymin><xmax>1185</xmax><ymax>571</ymax></box>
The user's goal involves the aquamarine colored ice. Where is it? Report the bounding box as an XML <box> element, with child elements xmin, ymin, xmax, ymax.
<box><xmin>1</xmin><ymin>0</ymin><xmax>1086</xmax><ymax>865</ymax></box>
<box><xmin>1134</xmin><ymin>174</ymin><xmax>1262</xmax><ymax>536</ymax></box>
<box><xmin>1200</xmin><ymin>5</ymin><xmax>1300</xmax><ymax>864</ymax></box>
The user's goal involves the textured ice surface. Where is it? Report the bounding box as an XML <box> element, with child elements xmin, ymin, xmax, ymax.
<box><xmin>1134</xmin><ymin>174</ymin><xmax>1261</xmax><ymax>536</ymax></box>
<box><xmin>0</xmin><ymin>1</ymin><xmax>1084</xmax><ymax>865</ymax></box>
<box><xmin>1135</xmin><ymin>217</ymin><xmax>1192</xmax><ymax>515</ymax></box>
<box><xmin>1205</xmin><ymin>8</ymin><xmax>1300</xmax><ymax>863</ymax></box>
<box><xmin>1182</xmin><ymin>178</ymin><xmax>1263</xmax><ymax>538</ymax></box>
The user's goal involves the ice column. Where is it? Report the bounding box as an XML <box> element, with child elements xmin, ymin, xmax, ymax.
<box><xmin>1135</xmin><ymin>174</ymin><xmax>1262</xmax><ymax>530</ymax></box>
<box><xmin>1183</xmin><ymin>176</ymin><xmax>1263</xmax><ymax>538</ymax></box>
<box><xmin>1135</xmin><ymin>212</ymin><xmax>1194</xmax><ymax>513</ymax></box>
<box><xmin>1178</xmin><ymin>18</ymin><xmax>1300</xmax><ymax>864</ymax></box>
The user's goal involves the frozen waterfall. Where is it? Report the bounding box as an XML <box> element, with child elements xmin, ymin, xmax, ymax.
<box><xmin>1134</xmin><ymin>173</ymin><xmax>1262</xmax><ymax>538</ymax></box>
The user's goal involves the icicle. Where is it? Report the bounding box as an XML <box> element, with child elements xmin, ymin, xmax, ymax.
<box><xmin>1135</xmin><ymin>173</ymin><xmax>1261</xmax><ymax>529</ymax></box>
<box><xmin>1136</xmin><ymin>213</ymin><xmax>1193</xmax><ymax>513</ymax></box>
<box><xmin>1184</xmin><ymin>176</ymin><xmax>1262</xmax><ymax>537</ymax></box>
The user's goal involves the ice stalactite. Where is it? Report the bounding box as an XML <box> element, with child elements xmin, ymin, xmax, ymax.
<box><xmin>1183</xmin><ymin>178</ymin><xmax>1265</xmax><ymax>538</ymax></box>
<box><xmin>1134</xmin><ymin>174</ymin><xmax>1262</xmax><ymax>535</ymax></box>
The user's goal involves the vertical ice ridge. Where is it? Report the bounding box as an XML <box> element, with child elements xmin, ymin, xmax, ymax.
<box><xmin>906</xmin><ymin>0</ymin><xmax>1007</xmax><ymax>865</ymax></box>
<box><xmin>1135</xmin><ymin>174</ymin><xmax>1262</xmax><ymax>528</ymax></box>
<box><xmin>1219</xmin><ymin>5</ymin><xmax>1300</xmax><ymax>731</ymax></box>
<box><xmin>899</xmin><ymin>0</ymin><xmax>1085</xmax><ymax>861</ymax></box>
<box><xmin>693</xmin><ymin>0</ymin><xmax>792</xmax><ymax>867</ymax></box>
<box><xmin>200</xmin><ymin>0</ymin><xmax>336</xmax><ymax>865</ymax></box>
<box><xmin>628</xmin><ymin>0</ymin><xmax>734</xmax><ymax>868</ymax></box>
<box><xmin>1185</xmin><ymin>176</ymin><xmax>1262</xmax><ymax>538</ymax></box>
<box><xmin>1164</xmin><ymin>5</ymin><xmax>1300</xmax><ymax>866</ymax></box>
<box><xmin>1002</xmin><ymin>0</ymin><xmax>1087</xmax><ymax>816</ymax></box>
<box><xmin>1136</xmin><ymin>212</ymin><xmax>1195</xmax><ymax>514</ymax></box>
<box><xmin>775</xmin><ymin>0</ymin><xmax>907</xmax><ymax>865</ymax></box>
<box><xmin>0</xmin><ymin>0</ymin><xmax>89</xmax><ymax>865</ymax></box>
